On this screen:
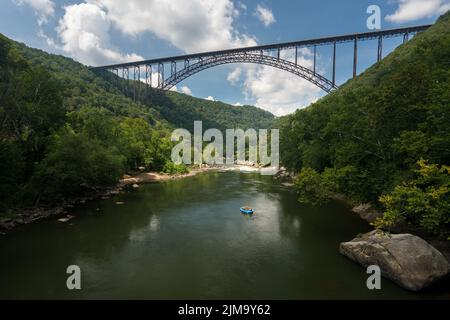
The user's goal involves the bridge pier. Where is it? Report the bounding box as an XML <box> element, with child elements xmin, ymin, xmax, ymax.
<box><xmin>145</xmin><ymin>64</ymin><xmax>152</xmax><ymax>87</ymax></box>
<box><xmin>158</xmin><ymin>63</ymin><xmax>164</xmax><ymax>88</ymax></box>
<box><xmin>332</xmin><ymin>41</ymin><xmax>336</xmax><ymax>86</ymax></box>
<box><xmin>133</xmin><ymin>66</ymin><xmax>139</xmax><ymax>101</ymax></box>
<box><xmin>403</xmin><ymin>33</ymin><xmax>409</xmax><ymax>43</ymax></box>
<box><xmin>313</xmin><ymin>45</ymin><xmax>316</xmax><ymax>74</ymax></box>
<box><xmin>171</xmin><ymin>61</ymin><xmax>177</xmax><ymax>78</ymax></box>
<box><xmin>377</xmin><ymin>36</ymin><xmax>383</xmax><ymax>62</ymax></box>
<box><xmin>125</xmin><ymin>67</ymin><xmax>129</xmax><ymax>95</ymax></box>
<box><xmin>353</xmin><ymin>37</ymin><xmax>358</xmax><ymax>78</ymax></box>
<box><xmin>295</xmin><ymin>47</ymin><xmax>298</xmax><ymax>66</ymax></box>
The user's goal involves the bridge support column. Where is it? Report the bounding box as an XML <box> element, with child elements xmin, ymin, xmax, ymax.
<box><xmin>313</xmin><ymin>45</ymin><xmax>316</xmax><ymax>74</ymax></box>
<box><xmin>171</xmin><ymin>61</ymin><xmax>177</xmax><ymax>78</ymax></box>
<box><xmin>133</xmin><ymin>66</ymin><xmax>138</xmax><ymax>101</ymax></box>
<box><xmin>112</xmin><ymin>68</ymin><xmax>118</xmax><ymax>88</ymax></box>
<box><xmin>332</xmin><ymin>41</ymin><xmax>336</xmax><ymax>85</ymax></box>
<box><xmin>121</xmin><ymin>68</ymin><xmax>124</xmax><ymax>92</ymax></box>
<box><xmin>353</xmin><ymin>37</ymin><xmax>358</xmax><ymax>78</ymax></box>
<box><xmin>403</xmin><ymin>33</ymin><xmax>409</xmax><ymax>43</ymax></box>
<box><xmin>145</xmin><ymin>65</ymin><xmax>152</xmax><ymax>87</ymax></box>
<box><xmin>125</xmin><ymin>68</ymin><xmax>129</xmax><ymax>95</ymax></box>
<box><xmin>295</xmin><ymin>47</ymin><xmax>298</xmax><ymax>66</ymax></box>
<box><xmin>377</xmin><ymin>36</ymin><xmax>383</xmax><ymax>62</ymax></box>
<box><xmin>158</xmin><ymin>63</ymin><xmax>164</xmax><ymax>89</ymax></box>
<box><xmin>138</xmin><ymin>66</ymin><xmax>141</xmax><ymax>98</ymax></box>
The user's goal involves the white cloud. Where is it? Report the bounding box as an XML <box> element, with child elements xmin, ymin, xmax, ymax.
<box><xmin>37</xmin><ymin>29</ymin><xmax>60</xmax><ymax>49</ymax></box>
<box><xmin>242</xmin><ymin>48</ymin><xmax>322</xmax><ymax>116</ymax></box>
<box><xmin>14</xmin><ymin>0</ymin><xmax>55</xmax><ymax>25</ymax></box>
<box><xmin>385</xmin><ymin>0</ymin><xmax>450</xmax><ymax>23</ymax></box>
<box><xmin>139</xmin><ymin>72</ymin><xmax>165</xmax><ymax>87</ymax></box>
<box><xmin>180</xmin><ymin>86</ymin><xmax>193</xmax><ymax>95</ymax></box>
<box><xmin>57</xmin><ymin>3</ymin><xmax>143</xmax><ymax>66</ymax></box>
<box><xmin>254</xmin><ymin>5</ymin><xmax>276</xmax><ymax>27</ymax></box>
<box><xmin>88</xmin><ymin>0</ymin><xmax>257</xmax><ymax>52</ymax></box>
<box><xmin>233</xmin><ymin>102</ymin><xmax>243</xmax><ymax>106</ymax></box>
<box><xmin>227</xmin><ymin>67</ymin><xmax>242</xmax><ymax>85</ymax></box>
<box><xmin>238</xmin><ymin>2</ymin><xmax>247</xmax><ymax>12</ymax></box>
<box><xmin>205</xmin><ymin>96</ymin><xmax>216</xmax><ymax>101</ymax></box>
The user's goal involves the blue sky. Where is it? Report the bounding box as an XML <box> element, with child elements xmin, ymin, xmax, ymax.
<box><xmin>1</xmin><ymin>0</ymin><xmax>448</xmax><ymax>115</ymax></box>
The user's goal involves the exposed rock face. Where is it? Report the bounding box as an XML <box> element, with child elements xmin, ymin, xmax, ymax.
<box><xmin>352</xmin><ymin>203</ymin><xmax>383</xmax><ymax>223</ymax></box>
<box><xmin>340</xmin><ymin>230</ymin><xmax>450</xmax><ymax>291</ymax></box>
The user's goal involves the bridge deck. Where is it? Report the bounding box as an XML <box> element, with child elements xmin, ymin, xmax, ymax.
<box><xmin>91</xmin><ymin>25</ymin><xmax>431</xmax><ymax>70</ymax></box>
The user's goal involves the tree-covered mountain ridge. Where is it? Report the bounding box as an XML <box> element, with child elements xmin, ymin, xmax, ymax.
<box><xmin>9</xmin><ymin>37</ymin><xmax>275</xmax><ymax>131</ymax></box>
<box><xmin>278</xmin><ymin>12</ymin><xmax>450</xmax><ymax>239</ymax></box>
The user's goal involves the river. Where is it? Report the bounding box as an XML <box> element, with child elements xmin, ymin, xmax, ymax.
<box><xmin>0</xmin><ymin>171</ymin><xmax>448</xmax><ymax>299</ymax></box>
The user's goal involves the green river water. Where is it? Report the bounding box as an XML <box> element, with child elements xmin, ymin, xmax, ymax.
<box><xmin>0</xmin><ymin>171</ymin><xmax>448</xmax><ymax>299</ymax></box>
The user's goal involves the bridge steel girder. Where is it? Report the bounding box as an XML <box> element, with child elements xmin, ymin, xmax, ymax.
<box><xmin>160</xmin><ymin>53</ymin><xmax>339</xmax><ymax>93</ymax></box>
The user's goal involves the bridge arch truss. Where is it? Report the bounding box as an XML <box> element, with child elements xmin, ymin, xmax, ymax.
<box><xmin>163</xmin><ymin>53</ymin><xmax>337</xmax><ymax>93</ymax></box>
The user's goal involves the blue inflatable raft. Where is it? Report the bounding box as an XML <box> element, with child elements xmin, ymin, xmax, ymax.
<box><xmin>240</xmin><ymin>206</ymin><xmax>254</xmax><ymax>214</ymax></box>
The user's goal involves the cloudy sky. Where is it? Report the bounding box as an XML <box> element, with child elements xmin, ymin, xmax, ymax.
<box><xmin>1</xmin><ymin>0</ymin><xmax>448</xmax><ymax>116</ymax></box>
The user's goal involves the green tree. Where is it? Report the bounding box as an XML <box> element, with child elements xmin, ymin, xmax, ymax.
<box><xmin>31</xmin><ymin>127</ymin><xmax>125</xmax><ymax>201</ymax></box>
<box><xmin>294</xmin><ymin>167</ymin><xmax>331</xmax><ymax>206</ymax></box>
<box><xmin>375</xmin><ymin>160</ymin><xmax>450</xmax><ymax>239</ymax></box>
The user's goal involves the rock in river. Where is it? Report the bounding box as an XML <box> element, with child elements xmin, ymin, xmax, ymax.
<box><xmin>58</xmin><ymin>215</ymin><xmax>74</xmax><ymax>223</ymax></box>
<box><xmin>340</xmin><ymin>230</ymin><xmax>450</xmax><ymax>291</ymax></box>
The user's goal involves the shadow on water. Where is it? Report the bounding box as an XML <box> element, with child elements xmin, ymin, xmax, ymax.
<box><xmin>0</xmin><ymin>172</ymin><xmax>448</xmax><ymax>299</ymax></box>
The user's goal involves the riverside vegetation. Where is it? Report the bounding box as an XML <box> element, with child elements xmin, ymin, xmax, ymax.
<box><xmin>277</xmin><ymin>12</ymin><xmax>450</xmax><ymax>240</ymax></box>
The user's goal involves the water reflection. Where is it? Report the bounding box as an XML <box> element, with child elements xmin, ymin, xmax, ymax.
<box><xmin>0</xmin><ymin>172</ymin><xmax>444</xmax><ymax>299</ymax></box>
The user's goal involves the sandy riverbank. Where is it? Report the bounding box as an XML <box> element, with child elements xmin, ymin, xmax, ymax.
<box><xmin>120</xmin><ymin>167</ymin><xmax>218</xmax><ymax>186</ymax></box>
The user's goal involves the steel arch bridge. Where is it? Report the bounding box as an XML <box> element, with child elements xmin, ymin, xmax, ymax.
<box><xmin>91</xmin><ymin>24</ymin><xmax>430</xmax><ymax>96</ymax></box>
<box><xmin>164</xmin><ymin>53</ymin><xmax>337</xmax><ymax>92</ymax></box>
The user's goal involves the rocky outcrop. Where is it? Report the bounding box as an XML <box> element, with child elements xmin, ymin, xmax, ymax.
<box><xmin>0</xmin><ymin>187</ymin><xmax>122</xmax><ymax>233</ymax></box>
<box><xmin>275</xmin><ymin>167</ymin><xmax>296</xmax><ymax>186</ymax></box>
<box><xmin>351</xmin><ymin>203</ymin><xmax>383</xmax><ymax>223</ymax></box>
<box><xmin>340</xmin><ymin>230</ymin><xmax>450</xmax><ymax>291</ymax></box>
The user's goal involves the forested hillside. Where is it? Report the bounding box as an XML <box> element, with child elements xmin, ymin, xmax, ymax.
<box><xmin>0</xmin><ymin>33</ymin><xmax>274</xmax><ymax>213</ymax></box>
<box><xmin>278</xmin><ymin>12</ymin><xmax>450</xmax><ymax>239</ymax></box>
<box><xmin>138</xmin><ymin>89</ymin><xmax>274</xmax><ymax>132</ymax></box>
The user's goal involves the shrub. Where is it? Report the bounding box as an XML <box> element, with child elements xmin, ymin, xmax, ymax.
<box><xmin>294</xmin><ymin>167</ymin><xmax>331</xmax><ymax>206</ymax></box>
<box><xmin>374</xmin><ymin>160</ymin><xmax>450</xmax><ymax>240</ymax></box>
<box><xmin>161</xmin><ymin>162</ymin><xmax>189</xmax><ymax>175</ymax></box>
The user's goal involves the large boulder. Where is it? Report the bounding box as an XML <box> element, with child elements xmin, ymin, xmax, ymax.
<box><xmin>351</xmin><ymin>203</ymin><xmax>383</xmax><ymax>223</ymax></box>
<box><xmin>340</xmin><ymin>230</ymin><xmax>450</xmax><ymax>291</ymax></box>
